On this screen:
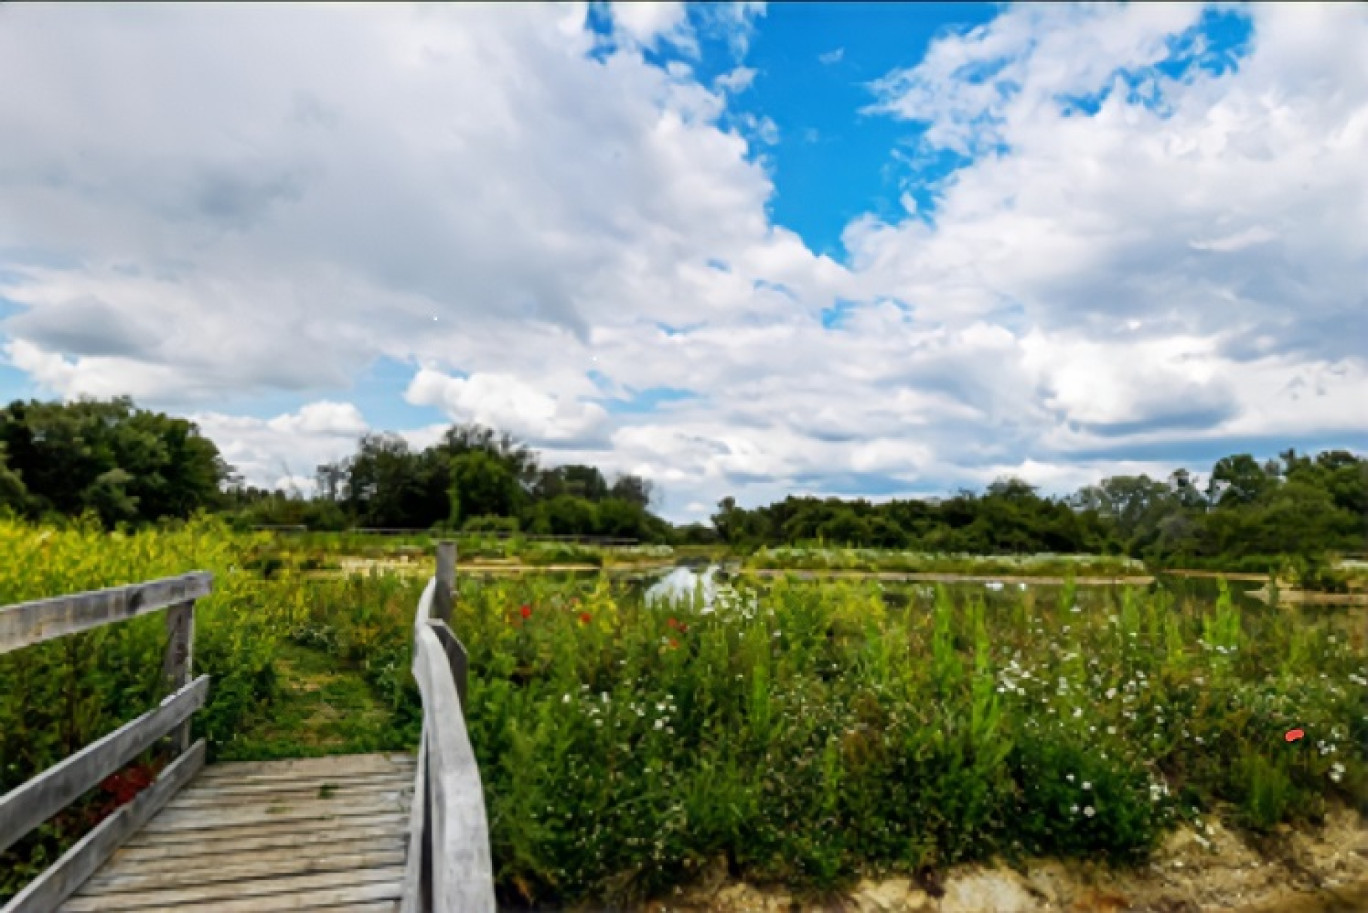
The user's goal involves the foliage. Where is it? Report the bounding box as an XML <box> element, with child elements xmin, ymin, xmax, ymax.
<box><xmin>3</xmin><ymin>516</ymin><xmax>1365</xmax><ymax>907</ymax></box>
<box><xmin>0</xmin><ymin>398</ymin><xmax>229</xmax><ymax>527</ymax></box>
<box><xmin>713</xmin><ymin>450</ymin><xmax>1366</xmax><ymax>579</ymax></box>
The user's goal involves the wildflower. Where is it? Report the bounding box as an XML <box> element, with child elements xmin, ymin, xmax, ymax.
<box><xmin>520</xmin><ymin>604</ymin><xmax>532</xmax><ymax>619</ymax></box>
<box><xmin>1083</xmin><ymin>806</ymin><xmax>1095</xmax><ymax>817</ymax></box>
<box><xmin>579</xmin><ymin>612</ymin><xmax>592</xmax><ymax>625</ymax></box>
<box><xmin>669</xmin><ymin>638</ymin><xmax>679</xmax><ymax>649</ymax></box>
<box><xmin>1082</xmin><ymin>781</ymin><xmax>1092</xmax><ymax>790</ymax></box>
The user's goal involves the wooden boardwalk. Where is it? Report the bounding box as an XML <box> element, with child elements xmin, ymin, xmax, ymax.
<box><xmin>61</xmin><ymin>754</ymin><xmax>416</xmax><ymax>913</ymax></box>
<box><xmin>2</xmin><ymin>543</ymin><xmax>494</xmax><ymax>913</ymax></box>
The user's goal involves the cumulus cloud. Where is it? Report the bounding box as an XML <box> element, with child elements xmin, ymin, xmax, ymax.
<box><xmin>1</xmin><ymin>3</ymin><xmax>1364</xmax><ymax>514</ymax></box>
<box><xmin>193</xmin><ymin>402</ymin><xmax>371</xmax><ymax>495</ymax></box>
<box><xmin>405</xmin><ymin>369</ymin><xmax>610</xmax><ymax>447</ymax></box>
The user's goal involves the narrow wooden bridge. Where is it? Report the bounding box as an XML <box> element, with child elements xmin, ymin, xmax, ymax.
<box><xmin>0</xmin><ymin>544</ymin><xmax>494</xmax><ymax>913</ymax></box>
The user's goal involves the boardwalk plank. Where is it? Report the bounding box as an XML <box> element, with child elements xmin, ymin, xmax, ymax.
<box><xmin>63</xmin><ymin>866</ymin><xmax>406</xmax><ymax>911</ymax></box>
<box><xmin>110</xmin><ymin>835</ymin><xmax>406</xmax><ymax>868</ymax></box>
<box><xmin>128</xmin><ymin>813</ymin><xmax>407</xmax><ymax>846</ymax></box>
<box><xmin>85</xmin><ymin>849</ymin><xmax>406</xmax><ymax>893</ymax></box>
<box><xmin>59</xmin><ymin>754</ymin><xmax>416</xmax><ymax>913</ymax></box>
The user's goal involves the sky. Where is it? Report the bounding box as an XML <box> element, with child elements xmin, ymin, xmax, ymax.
<box><xmin>0</xmin><ymin>2</ymin><xmax>1365</xmax><ymax>522</ymax></box>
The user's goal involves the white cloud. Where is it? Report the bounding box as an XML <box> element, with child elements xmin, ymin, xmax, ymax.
<box><xmin>610</xmin><ymin>2</ymin><xmax>693</xmax><ymax>52</ymax></box>
<box><xmin>818</xmin><ymin>47</ymin><xmax>844</xmax><ymax>65</ymax></box>
<box><xmin>193</xmin><ymin>402</ymin><xmax>371</xmax><ymax>493</ymax></box>
<box><xmin>1</xmin><ymin>3</ymin><xmax>1364</xmax><ymax>518</ymax></box>
<box><xmin>266</xmin><ymin>401</ymin><xmax>368</xmax><ymax>436</ymax></box>
<box><xmin>405</xmin><ymin>369</ymin><xmax>610</xmax><ymax>447</ymax></box>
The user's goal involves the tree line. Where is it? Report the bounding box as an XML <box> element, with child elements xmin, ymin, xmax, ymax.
<box><xmin>711</xmin><ymin>452</ymin><xmax>1366</xmax><ymax>567</ymax></box>
<box><xmin>0</xmin><ymin>397</ymin><xmax>1362</xmax><ymax>564</ymax></box>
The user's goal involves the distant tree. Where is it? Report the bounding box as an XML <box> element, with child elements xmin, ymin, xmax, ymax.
<box><xmin>449</xmin><ymin>450</ymin><xmax>521</xmax><ymax>525</ymax></box>
<box><xmin>0</xmin><ymin>397</ymin><xmax>228</xmax><ymax>526</ymax></box>
<box><xmin>1207</xmin><ymin>454</ymin><xmax>1277</xmax><ymax>507</ymax></box>
<box><xmin>609</xmin><ymin>473</ymin><xmax>654</xmax><ymax>508</ymax></box>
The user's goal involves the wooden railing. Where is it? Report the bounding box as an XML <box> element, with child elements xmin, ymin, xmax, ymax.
<box><xmin>400</xmin><ymin>542</ymin><xmax>496</xmax><ymax>913</ymax></box>
<box><xmin>0</xmin><ymin>572</ymin><xmax>212</xmax><ymax>913</ymax></box>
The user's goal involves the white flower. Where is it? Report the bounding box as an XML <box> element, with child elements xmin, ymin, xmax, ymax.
<box><xmin>1067</xmin><ymin>774</ymin><xmax>1075</xmax><ymax>782</ymax></box>
<box><xmin>1070</xmin><ymin>804</ymin><xmax>1080</xmax><ymax>814</ymax></box>
<box><xmin>1082</xmin><ymin>781</ymin><xmax>1092</xmax><ymax>790</ymax></box>
<box><xmin>1084</xmin><ymin>806</ymin><xmax>1095</xmax><ymax>817</ymax></box>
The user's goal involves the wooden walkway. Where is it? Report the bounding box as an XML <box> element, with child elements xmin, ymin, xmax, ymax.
<box><xmin>2</xmin><ymin>543</ymin><xmax>494</xmax><ymax>913</ymax></box>
<box><xmin>60</xmin><ymin>754</ymin><xmax>416</xmax><ymax>913</ymax></box>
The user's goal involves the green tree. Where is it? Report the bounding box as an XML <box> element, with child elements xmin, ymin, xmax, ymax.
<box><xmin>449</xmin><ymin>450</ymin><xmax>521</xmax><ymax>525</ymax></box>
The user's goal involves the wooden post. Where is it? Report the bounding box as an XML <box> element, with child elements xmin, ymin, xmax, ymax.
<box><xmin>434</xmin><ymin>541</ymin><xmax>456</xmax><ymax>625</ymax></box>
<box><xmin>161</xmin><ymin>600</ymin><xmax>195</xmax><ymax>755</ymax></box>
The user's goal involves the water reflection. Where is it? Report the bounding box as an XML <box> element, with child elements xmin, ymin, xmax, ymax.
<box><xmin>644</xmin><ymin>565</ymin><xmax>720</xmax><ymax>610</ymax></box>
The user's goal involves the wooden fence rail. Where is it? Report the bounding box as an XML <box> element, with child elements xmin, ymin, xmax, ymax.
<box><xmin>0</xmin><ymin>574</ymin><xmax>212</xmax><ymax>913</ymax></box>
<box><xmin>401</xmin><ymin>542</ymin><xmax>494</xmax><ymax>912</ymax></box>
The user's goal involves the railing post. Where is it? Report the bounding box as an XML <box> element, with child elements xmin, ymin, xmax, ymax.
<box><xmin>434</xmin><ymin>541</ymin><xmax>456</xmax><ymax>625</ymax></box>
<box><xmin>161</xmin><ymin>599</ymin><xmax>195</xmax><ymax>755</ymax></box>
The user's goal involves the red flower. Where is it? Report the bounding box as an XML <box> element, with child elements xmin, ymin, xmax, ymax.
<box><xmin>669</xmin><ymin>638</ymin><xmax>679</xmax><ymax>649</ymax></box>
<box><xmin>579</xmin><ymin>612</ymin><xmax>592</xmax><ymax>625</ymax></box>
<box><xmin>667</xmin><ymin>617</ymin><xmax>679</xmax><ymax>630</ymax></box>
<box><xmin>520</xmin><ymin>604</ymin><xmax>532</xmax><ymax>619</ymax></box>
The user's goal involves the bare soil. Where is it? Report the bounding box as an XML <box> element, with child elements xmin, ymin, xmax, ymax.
<box><xmin>635</xmin><ymin>805</ymin><xmax>1368</xmax><ymax>913</ymax></box>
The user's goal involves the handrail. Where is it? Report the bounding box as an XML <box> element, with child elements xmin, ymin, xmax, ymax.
<box><xmin>0</xmin><ymin>573</ymin><xmax>211</xmax><ymax>913</ymax></box>
<box><xmin>400</xmin><ymin>544</ymin><xmax>495</xmax><ymax>913</ymax></box>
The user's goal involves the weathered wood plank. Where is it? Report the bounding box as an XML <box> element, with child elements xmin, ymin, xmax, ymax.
<box><xmin>161</xmin><ymin>600</ymin><xmax>195</xmax><ymax>754</ymax></box>
<box><xmin>399</xmin><ymin>724</ymin><xmax>428</xmax><ymax>913</ymax></box>
<box><xmin>62</xmin><ymin>865</ymin><xmax>406</xmax><ymax>911</ymax></box>
<box><xmin>194</xmin><ymin>753</ymin><xmax>414</xmax><ymax>781</ymax></box>
<box><xmin>128</xmin><ymin>813</ymin><xmax>408</xmax><ymax>846</ymax></box>
<box><xmin>109</xmin><ymin>834</ymin><xmax>406</xmax><ymax>868</ymax></box>
<box><xmin>167</xmin><ymin>782</ymin><xmax>410</xmax><ymax>808</ymax></box>
<box><xmin>432</xmin><ymin>541</ymin><xmax>455</xmax><ymax>624</ymax></box>
<box><xmin>170</xmin><ymin>771</ymin><xmax>413</xmax><ymax>798</ymax></box>
<box><xmin>0</xmin><ymin>676</ymin><xmax>209</xmax><ymax>855</ymax></box>
<box><xmin>2</xmin><ymin>739</ymin><xmax>204</xmax><ymax>913</ymax></box>
<box><xmin>143</xmin><ymin>798</ymin><xmax>410</xmax><ymax>832</ymax></box>
<box><xmin>70</xmin><ymin>884</ymin><xmax>402</xmax><ymax>913</ymax></box>
<box><xmin>86</xmin><ymin>848</ymin><xmax>406</xmax><ymax>893</ymax></box>
<box><xmin>428</xmin><ymin>620</ymin><xmax>468</xmax><ymax>709</ymax></box>
<box><xmin>411</xmin><ymin>623</ymin><xmax>495</xmax><ymax>913</ymax></box>
<box><xmin>0</xmin><ymin>572</ymin><xmax>212</xmax><ymax>653</ymax></box>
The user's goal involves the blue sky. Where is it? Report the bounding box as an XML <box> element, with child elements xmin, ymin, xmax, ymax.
<box><xmin>0</xmin><ymin>2</ymin><xmax>1365</xmax><ymax>519</ymax></box>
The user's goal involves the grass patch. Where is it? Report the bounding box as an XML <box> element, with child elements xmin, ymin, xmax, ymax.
<box><xmin>214</xmin><ymin>641</ymin><xmax>413</xmax><ymax>761</ymax></box>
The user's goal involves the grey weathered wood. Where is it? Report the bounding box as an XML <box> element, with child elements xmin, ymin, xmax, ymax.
<box><xmin>411</xmin><ymin>622</ymin><xmax>495</xmax><ymax>913</ymax></box>
<box><xmin>399</xmin><ymin>725</ymin><xmax>429</xmax><ymax>913</ymax></box>
<box><xmin>145</xmin><ymin>798</ymin><xmax>410</xmax><ymax>832</ymax></box>
<box><xmin>85</xmin><ymin>848</ymin><xmax>406</xmax><ymax>892</ymax></box>
<box><xmin>129</xmin><ymin>812</ymin><xmax>408</xmax><ymax>846</ymax></box>
<box><xmin>432</xmin><ymin>541</ymin><xmax>456</xmax><ymax>624</ymax></box>
<box><xmin>161</xmin><ymin>600</ymin><xmax>195</xmax><ymax>754</ymax></box>
<box><xmin>194</xmin><ymin>753</ymin><xmax>413</xmax><ymax>782</ymax></box>
<box><xmin>62</xmin><ymin>866</ymin><xmax>406</xmax><ymax>911</ymax></box>
<box><xmin>111</xmin><ymin>834</ymin><xmax>406</xmax><ymax>867</ymax></box>
<box><xmin>427</xmin><ymin>620</ymin><xmax>468</xmax><ymax>708</ymax></box>
<box><xmin>0</xmin><ymin>675</ymin><xmax>209</xmax><ymax>855</ymax></box>
<box><xmin>166</xmin><ymin>777</ymin><xmax>410</xmax><ymax>804</ymax></box>
<box><xmin>0</xmin><ymin>572</ymin><xmax>212</xmax><ymax>653</ymax></box>
<box><xmin>2</xmin><ymin>739</ymin><xmax>204</xmax><ymax>913</ymax></box>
